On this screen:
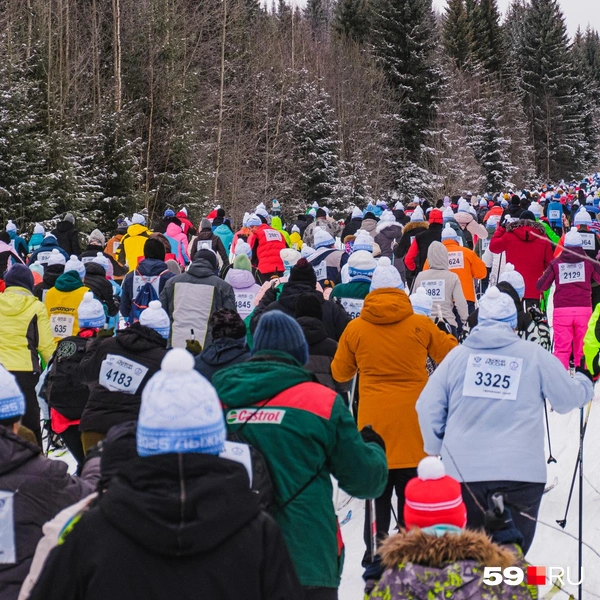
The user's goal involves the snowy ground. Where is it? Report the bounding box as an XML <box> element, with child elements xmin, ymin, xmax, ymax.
<box><xmin>337</xmin><ymin>396</ymin><xmax>600</xmax><ymax>599</ymax></box>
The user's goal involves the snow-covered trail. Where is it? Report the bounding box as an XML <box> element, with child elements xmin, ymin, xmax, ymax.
<box><xmin>338</xmin><ymin>398</ymin><xmax>600</xmax><ymax>599</ymax></box>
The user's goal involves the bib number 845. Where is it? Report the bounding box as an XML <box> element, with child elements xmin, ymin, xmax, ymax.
<box><xmin>475</xmin><ymin>372</ymin><xmax>511</xmax><ymax>389</ymax></box>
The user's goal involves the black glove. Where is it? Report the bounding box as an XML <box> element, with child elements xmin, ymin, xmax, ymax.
<box><xmin>575</xmin><ymin>366</ymin><xmax>594</xmax><ymax>382</ymax></box>
<box><xmin>360</xmin><ymin>426</ymin><xmax>386</xmax><ymax>451</ymax></box>
<box><xmin>484</xmin><ymin>495</ymin><xmax>524</xmax><ymax>548</ymax></box>
<box><xmin>436</xmin><ymin>319</ymin><xmax>452</xmax><ymax>334</ymax></box>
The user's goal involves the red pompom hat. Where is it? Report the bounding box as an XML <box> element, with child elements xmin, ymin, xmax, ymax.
<box><xmin>404</xmin><ymin>456</ymin><xmax>467</xmax><ymax>530</ymax></box>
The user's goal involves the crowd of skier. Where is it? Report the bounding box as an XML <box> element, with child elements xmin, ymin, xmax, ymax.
<box><xmin>1</xmin><ymin>177</ymin><xmax>600</xmax><ymax>599</ymax></box>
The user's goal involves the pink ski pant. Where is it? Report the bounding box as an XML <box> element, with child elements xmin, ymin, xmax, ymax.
<box><xmin>552</xmin><ymin>306</ymin><xmax>592</xmax><ymax>369</ymax></box>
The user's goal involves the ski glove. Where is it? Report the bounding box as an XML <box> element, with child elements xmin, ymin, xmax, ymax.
<box><xmin>360</xmin><ymin>426</ymin><xmax>386</xmax><ymax>451</ymax></box>
<box><xmin>484</xmin><ymin>498</ymin><xmax>524</xmax><ymax>548</ymax></box>
<box><xmin>185</xmin><ymin>339</ymin><xmax>203</xmax><ymax>356</ymax></box>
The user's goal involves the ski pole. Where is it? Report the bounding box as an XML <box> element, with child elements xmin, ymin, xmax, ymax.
<box><xmin>543</xmin><ymin>400</ymin><xmax>557</xmax><ymax>464</ymax></box>
<box><xmin>578</xmin><ymin>407</ymin><xmax>584</xmax><ymax>600</ymax></box>
<box><xmin>368</xmin><ymin>497</ymin><xmax>377</xmax><ymax>563</ymax></box>
<box><xmin>557</xmin><ymin>402</ymin><xmax>592</xmax><ymax>528</ymax></box>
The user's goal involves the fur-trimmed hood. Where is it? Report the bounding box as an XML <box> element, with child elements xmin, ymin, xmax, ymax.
<box><xmin>379</xmin><ymin>528</ymin><xmax>516</xmax><ymax>570</ymax></box>
<box><xmin>402</xmin><ymin>221</ymin><xmax>429</xmax><ymax>236</ymax></box>
<box><xmin>505</xmin><ymin>219</ymin><xmax>546</xmax><ymax>236</ymax></box>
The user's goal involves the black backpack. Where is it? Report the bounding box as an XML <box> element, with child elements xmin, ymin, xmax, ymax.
<box><xmin>45</xmin><ymin>336</ymin><xmax>90</xmax><ymax>420</ymax></box>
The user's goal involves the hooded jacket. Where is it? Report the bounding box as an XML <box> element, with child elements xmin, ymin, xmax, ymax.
<box><xmin>7</xmin><ymin>231</ymin><xmax>29</xmax><ymax>261</ymax></box>
<box><xmin>27</xmin><ymin>454</ymin><xmax>302</xmax><ymax>600</ymax></box>
<box><xmin>358</xmin><ymin>218</ymin><xmax>378</xmax><ymax>239</ymax></box>
<box><xmin>404</xmin><ymin>222</ymin><xmax>443</xmax><ymax>273</ymax></box>
<box><xmin>414</xmin><ymin>243</ymin><xmax>468</xmax><ymax>327</ymax></box>
<box><xmin>225</xmin><ymin>268</ymin><xmax>262</xmax><ymax>319</ymax></box>
<box><xmin>194</xmin><ymin>337</ymin><xmax>250</xmax><ymax>382</ymax></box>
<box><xmin>424</xmin><ymin>238</ymin><xmax>487</xmax><ymax>303</ymax></box>
<box><xmin>250</xmin><ymin>280</ymin><xmax>350</xmax><ymax>341</ymax></box>
<box><xmin>340</xmin><ymin>216</ymin><xmax>363</xmax><ymax>242</ymax></box>
<box><xmin>212</xmin><ymin>223</ymin><xmax>235</xmax><ymax>255</ymax></box>
<box><xmin>249</xmin><ymin>224</ymin><xmax>287</xmax><ymax>274</ymax></box>
<box><xmin>44</xmin><ymin>272</ymin><xmax>90</xmax><ymax>342</ymax></box>
<box><xmin>369</xmin><ymin>528</ymin><xmax>535</xmax><ymax>600</ymax></box>
<box><xmin>395</xmin><ymin>221</ymin><xmax>428</xmax><ymax>261</ymax></box>
<box><xmin>302</xmin><ymin>218</ymin><xmax>341</xmax><ymax>247</ymax></box>
<box><xmin>83</xmin><ymin>263</ymin><xmax>119</xmax><ymax>317</ymax></box>
<box><xmin>417</xmin><ymin>320</ymin><xmax>593</xmax><ymax>483</ymax></box>
<box><xmin>78</xmin><ymin>324</ymin><xmax>168</xmax><ymax>433</ymax></box>
<box><xmin>537</xmin><ymin>245</ymin><xmax>600</xmax><ymax>309</ymax></box>
<box><xmin>175</xmin><ymin>211</ymin><xmax>197</xmax><ymax>237</ymax></box>
<box><xmin>374</xmin><ymin>221</ymin><xmax>403</xmax><ymax>260</ymax></box>
<box><xmin>0</xmin><ymin>287</ymin><xmax>55</xmax><ymax>372</ymax></box>
<box><xmin>159</xmin><ymin>257</ymin><xmax>236</xmax><ymax>348</ymax></box>
<box><xmin>51</xmin><ymin>221</ymin><xmax>81</xmax><ymax>256</ymax></box>
<box><xmin>489</xmin><ymin>220</ymin><xmax>554</xmax><ymax>300</ymax></box>
<box><xmin>453</xmin><ymin>211</ymin><xmax>489</xmax><ymax>249</ymax></box>
<box><xmin>0</xmin><ymin>426</ymin><xmax>99</xmax><ymax>600</ymax></box>
<box><xmin>269</xmin><ymin>217</ymin><xmax>291</xmax><ymax>248</ymax></box>
<box><xmin>115</xmin><ymin>224</ymin><xmax>151</xmax><ymax>273</ymax></box>
<box><xmin>164</xmin><ymin>222</ymin><xmax>190</xmax><ymax>267</ymax></box>
<box><xmin>28</xmin><ymin>237</ymin><xmax>69</xmax><ymax>265</ymax></box>
<box><xmin>33</xmin><ymin>265</ymin><xmax>64</xmax><ymax>303</ymax></box>
<box><xmin>212</xmin><ymin>356</ymin><xmax>387</xmax><ymax>588</ymax></box>
<box><xmin>79</xmin><ymin>246</ymin><xmax>128</xmax><ymax>281</ymax></box>
<box><xmin>331</xmin><ymin>289</ymin><xmax>457</xmax><ymax>469</ymax></box>
<box><xmin>189</xmin><ymin>229</ymin><xmax>229</xmax><ymax>266</ymax></box>
<box><xmin>119</xmin><ymin>258</ymin><xmax>174</xmax><ymax>320</ymax></box>
<box><xmin>104</xmin><ymin>233</ymin><xmax>124</xmax><ymax>265</ymax></box>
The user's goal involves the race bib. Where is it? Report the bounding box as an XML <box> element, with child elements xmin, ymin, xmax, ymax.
<box><xmin>220</xmin><ymin>441</ymin><xmax>253</xmax><ymax>486</ymax></box>
<box><xmin>340</xmin><ymin>298</ymin><xmax>364</xmax><ymax>319</ymax></box>
<box><xmin>481</xmin><ymin>238</ymin><xmax>490</xmax><ymax>253</ymax></box>
<box><xmin>0</xmin><ymin>491</ymin><xmax>16</xmax><ymax>564</ymax></box>
<box><xmin>463</xmin><ymin>353</ymin><xmax>523</xmax><ymax>401</ymax></box>
<box><xmin>50</xmin><ymin>314</ymin><xmax>74</xmax><ymax>338</ymax></box>
<box><xmin>421</xmin><ymin>279</ymin><xmax>446</xmax><ymax>300</ymax></box>
<box><xmin>36</xmin><ymin>251</ymin><xmax>52</xmax><ymax>264</ymax></box>
<box><xmin>559</xmin><ymin>262</ymin><xmax>585</xmax><ymax>284</ymax></box>
<box><xmin>42</xmin><ymin>289</ymin><xmax>48</xmax><ymax>303</ymax></box>
<box><xmin>132</xmin><ymin>273</ymin><xmax>161</xmax><ymax>297</ymax></box>
<box><xmin>264</xmin><ymin>229</ymin><xmax>282</xmax><ymax>243</ymax></box>
<box><xmin>448</xmin><ymin>252</ymin><xmax>464</xmax><ymax>269</ymax></box>
<box><xmin>313</xmin><ymin>260</ymin><xmax>327</xmax><ymax>281</ymax></box>
<box><xmin>197</xmin><ymin>240</ymin><xmax>213</xmax><ymax>251</ymax></box>
<box><xmin>235</xmin><ymin>291</ymin><xmax>256</xmax><ymax>316</ymax></box>
<box><xmin>99</xmin><ymin>354</ymin><xmax>149</xmax><ymax>394</ymax></box>
<box><xmin>580</xmin><ymin>233</ymin><xmax>595</xmax><ymax>250</ymax></box>
<box><xmin>81</xmin><ymin>256</ymin><xmax>95</xmax><ymax>264</ymax></box>
<box><xmin>113</xmin><ymin>242</ymin><xmax>121</xmax><ymax>254</ymax></box>
<box><xmin>548</xmin><ymin>209</ymin><xmax>561</xmax><ymax>221</ymax></box>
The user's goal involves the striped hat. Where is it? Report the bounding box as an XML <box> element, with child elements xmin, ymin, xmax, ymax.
<box><xmin>404</xmin><ymin>457</ymin><xmax>467</xmax><ymax>530</ymax></box>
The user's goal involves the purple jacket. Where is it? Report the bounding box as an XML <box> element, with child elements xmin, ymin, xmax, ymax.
<box><xmin>537</xmin><ymin>246</ymin><xmax>600</xmax><ymax>309</ymax></box>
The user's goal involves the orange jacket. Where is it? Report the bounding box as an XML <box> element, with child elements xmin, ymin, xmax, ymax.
<box><xmin>424</xmin><ymin>239</ymin><xmax>486</xmax><ymax>302</ymax></box>
<box><xmin>331</xmin><ymin>288</ymin><xmax>457</xmax><ymax>469</ymax></box>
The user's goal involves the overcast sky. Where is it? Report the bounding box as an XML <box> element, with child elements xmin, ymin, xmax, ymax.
<box><xmin>431</xmin><ymin>0</ymin><xmax>594</xmax><ymax>36</ymax></box>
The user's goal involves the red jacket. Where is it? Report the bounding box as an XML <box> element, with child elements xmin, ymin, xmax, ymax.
<box><xmin>175</xmin><ymin>212</ymin><xmax>197</xmax><ymax>237</ymax></box>
<box><xmin>489</xmin><ymin>220</ymin><xmax>554</xmax><ymax>300</ymax></box>
<box><xmin>250</xmin><ymin>225</ymin><xmax>287</xmax><ymax>274</ymax></box>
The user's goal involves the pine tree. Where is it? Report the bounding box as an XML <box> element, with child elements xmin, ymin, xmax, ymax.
<box><xmin>370</xmin><ymin>0</ymin><xmax>441</xmax><ymax>164</ymax></box>
<box><xmin>333</xmin><ymin>0</ymin><xmax>372</xmax><ymax>43</ymax></box>
<box><xmin>471</xmin><ymin>0</ymin><xmax>504</xmax><ymax>74</ymax></box>
<box><xmin>305</xmin><ymin>0</ymin><xmax>331</xmax><ymax>39</ymax></box>
<box><xmin>442</xmin><ymin>0</ymin><xmax>471</xmax><ymax>71</ymax></box>
<box><xmin>518</xmin><ymin>0</ymin><xmax>586</xmax><ymax>180</ymax></box>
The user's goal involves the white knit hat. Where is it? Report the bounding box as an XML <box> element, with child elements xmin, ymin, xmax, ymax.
<box><xmin>348</xmin><ymin>251</ymin><xmax>377</xmax><ymax>280</ymax></box>
<box><xmin>0</xmin><ymin>366</ymin><xmax>25</xmax><ymax>419</ymax></box>
<box><xmin>370</xmin><ymin>257</ymin><xmax>404</xmax><ymax>291</ymax></box>
<box><xmin>574</xmin><ymin>206</ymin><xmax>592</xmax><ymax>226</ymax></box>
<box><xmin>313</xmin><ymin>227</ymin><xmax>335</xmax><ymax>249</ymax></box>
<box><xmin>410</xmin><ymin>206</ymin><xmax>424</xmax><ymax>222</ymax></box>
<box><xmin>442</xmin><ymin>206</ymin><xmax>455</xmax><ymax>220</ymax></box>
<box><xmin>88</xmin><ymin>229</ymin><xmax>106</xmax><ymax>246</ymax></box>
<box><xmin>77</xmin><ymin>291</ymin><xmax>106</xmax><ymax>329</ymax></box>
<box><xmin>33</xmin><ymin>223</ymin><xmax>45</xmax><ymax>235</ymax></box>
<box><xmin>409</xmin><ymin>286</ymin><xmax>433</xmax><ymax>316</ymax></box>
<box><xmin>565</xmin><ymin>226</ymin><xmax>583</xmax><ymax>247</ymax></box>
<box><xmin>280</xmin><ymin>248</ymin><xmax>301</xmax><ymax>271</ymax></box>
<box><xmin>528</xmin><ymin>202</ymin><xmax>543</xmax><ymax>218</ymax></box>
<box><xmin>291</xmin><ymin>224</ymin><xmax>300</xmax><ymax>234</ymax></box>
<box><xmin>5</xmin><ymin>220</ymin><xmax>17</xmax><ymax>232</ymax></box>
<box><xmin>380</xmin><ymin>210</ymin><xmax>395</xmax><ymax>223</ymax></box>
<box><xmin>139</xmin><ymin>300</ymin><xmax>171</xmax><ymax>339</ymax></box>
<box><xmin>353</xmin><ymin>230</ymin><xmax>374</xmax><ymax>253</ymax></box>
<box><xmin>499</xmin><ymin>263</ymin><xmax>525</xmax><ymax>299</ymax></box>
<box><xmin>64</xmin><ymin>255</ymin><xmax>86</xmax><ymax>279</ymax></box>
<box><xmin>137</xmin><ymin>349</ymin><xmax>226</xmax><ymax>457</ymax></box>
<box><xmin>301</xmin><ymin>245</ymin><xmax>315</xmax><ymax>258</ymax></box>
<box><xmin>246</xmin><ymin>213</ymin><xmax>261</xmax><ymax>227</ymax></box>
<box><xmin>234</xmin><ymin>239</ymin><xmax>252</xmax><ymax>257</ymax></box>
<box><xmin>91</xmin><ymin>252</ymin><xmax>110</xmax><ymax>273</ymax></box>
<box><xmin>131</xmin><ymin>213</ymin><xmax>146</xmax><ymax>225</ymax></box>
<box><xmin>308</xmin><ymin>208</ymin><xmax>317</xmax><ymax>217</ymax></box>
<box><xmin>47</xmin><ymin>249</ymin><xmax>67</xmax><ymax>266</ymax></box>
<box><xmin>478</xmin><ymin>286</ymin><xmax>517</xmax><ymax>327</ymax></box>
<box><xmin>351</xmin><ymin>206</ymin><xmax>363</xmax><ymax>219</ymax></box>
<box><xmin>394</xmin><ymin>201</ymin><xmax>404</xmax><ymax>211</ymax></box>
<box><xmin>457</xmin><ymin>200</ymin><xmax>470</xmax><ymax>213</ymax></box>
<box><xmin>441</xmin><ymin>223</ymin><xmax>458</xmax><ymax>240</ymax></box>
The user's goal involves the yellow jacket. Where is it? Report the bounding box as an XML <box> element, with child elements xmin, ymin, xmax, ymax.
<box><xmin>45</xmin><ymin>276</ymin><xmax>90</xmax><ymax>342</ymax></box>
<box><xmin>290</xmin><ymin>231</ymin><xmax>303</xmax><ymax>251</ymax></box>
<box><xmin>115</xmin><ymin>224</ymin><xmax>151</xmax><ymax>272</ymax></box>
<box><xmin>0</xmin><ymin>287</ymin><xmax>55</xmax><ymax>371</ymax></box>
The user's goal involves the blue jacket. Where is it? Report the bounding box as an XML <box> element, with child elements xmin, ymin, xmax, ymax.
<box><xmin>213</xmin><ymin>224</ymin><xmax>234</xmax><ymax>255</ymax></box>
<box><xmin>416</xmin><ymin>320</ymin><xmax>593</xmax><ymax>484</ymax></box>
<box><xmin>28</xmin><ymin>233</ymin><xmax>45</xmax><ymax>254</ymax></box>
<box><xmin>120</xmin><ymin>258</ymin><xmax>174</xmax><ymax>319</ymax></box>
<box><xmin>8</xmin><ymin>231</ymin><xmax>28</xmax><ymax>260</ymax></box>
<box><xmin>28</xmin><ymin>236</ymin><xmax>70</xmax><ymax>265</ymax></box>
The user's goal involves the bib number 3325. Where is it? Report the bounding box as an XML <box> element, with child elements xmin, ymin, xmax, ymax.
<box><xmin>463</xmin><ymin>353</ymin><xmax>523</xmax><ymax>401</ymax></box>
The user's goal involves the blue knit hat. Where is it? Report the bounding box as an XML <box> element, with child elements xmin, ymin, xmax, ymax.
<box><xmin>0</xmin><ymin>366</ymin><xmax>25</xmax><ymax>420</ymax></box>
<box><xmin>137</xmin><ymin>349</ymin><xmax>226</xmax><ymax>457</ymax></box>
<box><xmin>4</xmin><ymin>264</ymin><xmax>34</xmax><ymax>292</ymax></box>
<box><xmin>253</xmin><ymin>310</ymin><xmax>309</xmax><ymax>366</ymax></box>
<box><xmin>164</xmin><ymin>209</ymin><xmax>175</xmax><ymax>217</ymax></box>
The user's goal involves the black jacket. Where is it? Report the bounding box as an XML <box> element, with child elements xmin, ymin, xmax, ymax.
<box><xmin>80</xmin><ymin>245</ymin><xmax>128</xmax><ymax>280</ymax></box>
<box><xmin>190</xmin><ymin>230</ymin><xmax>229</xmax><ymax>266</ymax></box>
<box><xmin>340</xmin><ymin>217</ymin><xmax>363</xmax><ymax>242</ymax></box>
<box><xmin>29</xmin><ymin>454</ymin><xmax>302</xmax><ymax>600</ymax></box>
<box><xmin>297</xmin><ymin>316</ymin><xmax>349</xmax><ymax>394</ymax></box>
<box><xmin>153</xmin><ymin>215</ymin><xmax>181</xmax><ymax>234</ymax></box>
<box><xmin>51</xmin><ymin>221</ymin><xmax>81</xmax><ymax>256</ymax></box>
<box><xmin>78</xmin><ymin>324</ymin><xmax>168</xmax><ymax>433</ymax></box>
<box><xmin>468</xmin><ymin>281</ymin><xmax>531</xmax><ymax>331</ymax></box>
<box><xmin>83</xmin><ymin>263</ymin><xmax>119</xmax><ymax>317</ymax></box>
<box><xmin>194</xmin><ymin>337</ymin><xmax>250</xmax><ymax>382</ymax></box>
<box><xmin>251</xmin><ymin>280</ymin><xmax>350</xmax><ymax>341</ymax></box>
<box><xmin>33</xmin><ymin>265</ymin><xmax>64</xmax><ymax>301</ymax></box>
<box><xmin>413</xmin><ymin>223</ymin><xmax>443</xmax><ymax>272</ymax></box>
<box><xmin>374</xmin><ymin>222</ymin><xmax>403</xmax><ymax>259</ymax></box>
<box><xmin>0</xmin><ymin>427</ymin><xmax>98</xmax><ymax>600</ymax></box>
